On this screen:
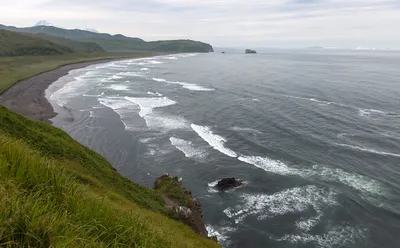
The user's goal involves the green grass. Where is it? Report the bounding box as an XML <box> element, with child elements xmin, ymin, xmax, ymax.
<box><xmin>0</xmin><ymin>51</ymin><xmax>156</xmax><ymax>93</ymax></box>
<box><xmin>0</xmin><ymin>30</ymin><xmax>73</xmax><ymax>56</ymax></box>
<box><xmin>0</xmin><ymin>105</ymin><xmax>219</xmax><ymax>247</ymax></box>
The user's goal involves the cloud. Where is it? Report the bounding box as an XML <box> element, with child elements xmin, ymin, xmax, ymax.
<box><xmin>0</xmin><ymin>0</ymin><xmax>399</xmax><ymax>48</ymax></box>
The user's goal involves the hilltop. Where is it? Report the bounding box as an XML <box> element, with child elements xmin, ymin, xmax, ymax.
<box><xmin>0</xmin><ymin>24</ymin><xmax>214</xmax><ymax>53</ymax></box>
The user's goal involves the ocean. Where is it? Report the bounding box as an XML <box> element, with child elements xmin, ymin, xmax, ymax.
<box><xmin>46</xmin><ymin>50</ymin><xmax>400</xmax><ymax>248</ymax></box>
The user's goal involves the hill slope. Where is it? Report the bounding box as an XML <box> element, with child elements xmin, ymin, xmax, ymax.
<box><xmin>0</xmin><ymin>29</ymin><xmax>73</xmax><ymax>56</ymax></box>
<box><xmin>0</xmin><ymin>105</ymin><xmax>219</xmax><ymax>247</ymax></box>
<box><xmin>0</xmin><ymin>24</ymin><xmax>214</xmax><ymax>53</ymax></box>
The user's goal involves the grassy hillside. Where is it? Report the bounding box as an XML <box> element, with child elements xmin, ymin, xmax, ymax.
<box><xmin>0</xmin><ymin>51</ymin><xmax>156</xmax><ymax>93</ymax></box>
<box><xmin>0</xmin><ymin>105</ymin><xmax>219</xmax><ymax>247</ymax></box>
<box><xmin>32</xmin><ymin>34</ymin><xmax>105</xmax><ymax>53</ymax></box>
<box><xmin>0</xmin><ymin>30</ymin><xmax>73</xmax><ymax>56</ymax></box>
<box><xmin>0</xmin><ymin>24</ymin><xmax>214</xmax><ymax>53</ymax></box>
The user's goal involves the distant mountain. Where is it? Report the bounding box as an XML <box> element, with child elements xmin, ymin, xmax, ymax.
<box><xmin>0</xmin><ymin>29</ymin><xmax>73</xmax><ymax>56</ymax></box>
<box><xmin>34</xmin><ymin>20</ymin><xmax>53</xmax><ymax>27</ymax></box>
<box><xmin>0</xmin><ymin>24</ymin><xmax>214</xmax><ymax>53</ymax></box>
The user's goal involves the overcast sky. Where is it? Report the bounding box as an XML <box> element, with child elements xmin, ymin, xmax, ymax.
<box><xmin>1</xmin><ymin>0</ymin><xmax>400</xmax><ymax>48</ymax></box>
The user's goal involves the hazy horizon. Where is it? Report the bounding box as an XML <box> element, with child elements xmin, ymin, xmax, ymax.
<box><xmin>1</xmin><ymin>0</ymin><xmax>400</xmax><ymax>49</ymax></box>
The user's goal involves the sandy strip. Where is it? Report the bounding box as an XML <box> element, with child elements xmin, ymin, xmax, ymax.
<box><xmin>0</xmin><ymin>60</ymin><xmax>115</xmax><ymax>124</ymax></box>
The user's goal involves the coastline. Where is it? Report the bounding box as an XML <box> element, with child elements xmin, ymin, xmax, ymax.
<box><xmin>1</xmin><ymin>59</ymin><xmax>124</xmax><ymax>124</ymax></box>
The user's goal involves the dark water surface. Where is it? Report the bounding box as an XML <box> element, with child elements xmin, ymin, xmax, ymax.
<box><xmin>46</xmin><ymin>50</ymin><xmax>400</xmax><ymax>248</ymax></box>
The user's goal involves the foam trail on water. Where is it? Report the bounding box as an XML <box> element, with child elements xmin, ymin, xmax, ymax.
<box><xmin>277</xmin><ymin>225</ymin><xmax>365</xmax><ymax>248</ymax></box>
<box><xmin>191</xmin><ymin>124</ymin><xmax>237</xmax><ymax>157</ymax></box>
<box><xmin>98</xmin><ymin>97</ymin><xmax>139</xmax><ymax>130</ymax></box>
<box><xmin>169</xmin><ymin>137</ymin><xmax>207</xmax><ymax>159</ymax></box>
<box><xmin>124</xmin><ymin>96</ymin><xmax>176</xmax><ymax>117</ymax></box>
<box><xmin>238</xmin><ymin>155</ymin><xmax>384</xmax><ymax>195</ymax></box>
<box><xmin>231</xmin><ymin>126</ymin><xmax>262</xmax><ymax>135</ymax></box>
<box><xmin>295</xmin><ymin>213</ymin><xmax>323</xmax><ymax>232</ymax></box>
<box><xmin>223</xmin><ymin>185</ymin><xmax>338</xmax><ymax>224</ymax></box>
<box><xmin>334</xmin><ymin>143</ymin><xmax>400</xmax><ymax>158</ymax></box>
<box><xmin>152</xmin><ymin>78</ymin><xmax>214</xmax><ymax>91</ymax></box>
<box><xmin>147</xmin><ymin>91</ymin><xmax>163</xmax><ymax>97</ymax></box>
<box><xmin>108</xmin><ymin>85</ymin><xmax>130</xmax><ymax>91</ymax></box>
<box><xmin>141</xmin><ymin>68</ymin><xmax>150</xmax><ymax>71</ymax></box>
<box><xmin>239</xmin><ymin>156</ymin><xmax>292</xmax><ymax>175</ymax></box>
<box><xmin>124</xmin><ymin>96</ymin><xmax>188</xmax><ymax>131</ymax></box>
<box><xmin>117</xmin><ymin>72</ymin><xmax>144</xmax><ymax>77</ymax></box>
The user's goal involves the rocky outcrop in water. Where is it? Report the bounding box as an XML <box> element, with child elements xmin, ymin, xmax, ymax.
<box><xmin>245</xmin><ymin>49</ymin><xmax>257</xmax><ymax>54</ymax></box>
<box><xmin>215</xmin><ymin>177</ymin><xmax>243</xmax><ymax>191</ymax></box>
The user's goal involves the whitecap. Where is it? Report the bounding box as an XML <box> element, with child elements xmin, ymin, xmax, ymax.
<box><xmin>124</xmin><ymin>96</ymin><xmax>188</xmax><ymax>131</ymax></box>
<box><xmin>223</xmin><ymin>185</ymin><xmax>338</xmax><ymax>224</ymax></box>
<box><xmin>206</xmin><ymin>225</ymin><xmax>234</xmax><ymax>245</ymax></box>
<box><xmin>124</xmin><ymin>96</ymin><xmax>176</xmax><ymax>117</ymax></box>
<box><xmin>111</xmin><ymin>75</ymin><xmax>123</xmax><ymax>80</ymax></box>
<box><xmin>98</xmin><ymin>97</ymin><xmax>140</xmax><ymax>130</ymax></box>
<box><xmin>152</xmin><ymin>78</ymin><xmax>214</xmax><ymax>91</ymax></box>
<box><xmin>207</xmin><ymin>180</ymin><xmax>219</xmax><ymax>193</ymax></box>
<box><xmin>277</xmin><ymin>225</ymin><xmax>365</xmax><ymax>248</ymax></box>
<box><xmin>334</xmin><ymin>143</ymin><xmax>400</xmax><ymax>158</ymax></box>
<box><xmin>191</xmin><ymin>124</ymin><xmax>237</xmax><ymax>158</ymax></box>
<box><xmin>108</xmin><ymin>85</ymin><xmax>130</xmax><ymax>91</ymax></box>
<box><xmin>117</xmin><ymin>72</ymin><xmax>144</xmax><ymax>77</ymax></box>
<box><xmin>238</xmin><ymin>155</ymin><xmax>292</xmax><ymax>175</ymax></box>
<box><xmin>141</xmin><ymin>68</ymin><xmax>150</xmax><ymax>71</ymax></box>
<box><xmin>147</xmin><ymin>91</ymin><xmax>163</xmax><ymax>97</ymax></box>
<box><xmin>295</xmin><ymin>213</ymin><xmax>323</xmax><ymax>232</ymax></box>
<box><xmin>148</xmin><ymin>60</ymin><xmax>163</xmax><ymax>64</ymax></box>
<box><xmin>169</xmin><ymin>137</ymin><xmax>207</xmax><ymax>159</ymax></box>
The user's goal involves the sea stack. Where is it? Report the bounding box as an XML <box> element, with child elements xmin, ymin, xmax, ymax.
<box><xmin>245</xmin><ymin>49</ymin><xmax>257</xmax><ymax>54</ymax></box>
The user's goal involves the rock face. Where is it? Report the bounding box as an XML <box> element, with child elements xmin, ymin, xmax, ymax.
<box><xmin>245</xmin><ymin>49</ymin><xmax>257</xmax><ymax>54</ymax></box>
<box><xmin>216</xmin><ymin>178</ymin><xmax>243</xmax><ymax>191</ymax></box>
<box><xmin>154</xmin><ymin>175</ymin><xmax>209</xmax><ymax>238</ymax></box>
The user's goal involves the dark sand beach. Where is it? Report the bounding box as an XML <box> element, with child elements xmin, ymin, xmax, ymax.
<box><xmin>0</xmin><ymin>60</ymin><xmax>113</xmax><ymax>123</ymax></box>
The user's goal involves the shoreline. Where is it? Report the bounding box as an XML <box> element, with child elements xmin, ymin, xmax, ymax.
<box><xmin>0</xmin><ymin>58</ymin><xmax>128</xmax><ymax>124</ymax></box>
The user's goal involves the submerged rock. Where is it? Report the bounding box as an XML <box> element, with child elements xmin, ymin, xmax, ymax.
<box><xmin>216</xmin><ymin>177</ymin><xmax>243</xmax><ymax>191</ymax></box>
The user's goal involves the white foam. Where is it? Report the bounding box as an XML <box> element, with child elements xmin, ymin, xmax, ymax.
<box><xmin>148</xmin><ymin>60</ymin><xmax>163</xmax><ymax>64</ymax></box>
<box><xmin>334</xmin><ymin>143</ymin><xmax>400</xmax><ymax>158</ymax></box>
<box><xmin>141</xmin><ymin>68</ymin><xmax>150</xmax><ymax>71</ymax></box>
<box><xmin>207</xmin><ymin>180</ymin><xmax>219</xmax><ymax>193</ymax></box>
<box><xmin>169</xmin><ymin>137</ymin><xmax>207</xmax><ymax>159</ymax></box>
<box><xmin>111</xmin><ymin>75</ymin><xmax>123</xmax><ymax>80</ymax></box>
<box><xmin>238</xmin><ymin>156</ymin><xmax>292</xmax><ymax>175</ymax></box>
<box><xmin>152</xmin><ymin>78</ymin><xmax>168</xmax><ymax>83</ymax></box>
<box><xmin>117</xmin><ymin>72</ymin><xmax>144</xmax><ymax>77</ymax></box>
<box><xmin>206</xmin><ymin>225</ymin><xmax>233</xmax><ymax>245</ymax></box>
<box><xmin>108</xmin><ymin>85</ymin><xmax>130</xmax><ymax>91</ymax></box>
<box><xmin>124</xmin><ymin>96</ymin><xmax>188</xmax><ymax>131</ymax></box>
<box><xmin>231</xmin><ymin>126</ymin><xmax>262</xmax><ymax>135</ymax></box>
<box><xmin>300</xmin><ymin>164</ymin><xmax>384</xmax><ymax>195</ymax></box>
<box><xmin>152</xmin><ymin>78</ymin><xmax>214</xmax><ymax>91</ymax></box>
<box><xmin>237</xmin><ymin>155</ymin><xmax>384</xmax><ymax>196</ymax></box>
<box><xmin>295</xmin><ymin>213</ymin><xmax>323</xmax><ymax>232</ymax></box>
<box><xmin>223</xmin><ymin>185</ymin><xmax>338</xmax><ymax>224</ymax></box>
<box><xmin>124</xmin><ymin>96</ymin><xmax>176</xmax><ymax>117</ymax></box>
<box><xmin>191</xmin><ymin>124</ymin><xmax>237</xmax><ymax>158</ymax></box>
<box><xmin>147</xmin><ymin>91</ymin><xmax>163</xmax><ymax>97</ymax></box>
<box><xmin>277</xmin><ymin>225</ymin><xmax>365</xmax><ymax>248</ymax></box>
<box><xmin>98</xmin><ymin>97</ymin><xmax>140</xmax><ymax>130</ymax></box>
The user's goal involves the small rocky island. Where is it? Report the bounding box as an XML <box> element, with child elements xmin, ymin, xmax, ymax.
<box><xmin>245</xmin><ymin>49</ymin><xmax>257</xmax><ymax>54</ymax></box>
<box><xmin>215</xmin><ymin>177</ymin><xmax>243</xmax><ymax>191</ymax></box>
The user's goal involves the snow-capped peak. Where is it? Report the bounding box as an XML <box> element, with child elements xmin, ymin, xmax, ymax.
<box><xmin>77</xmin><ymin>27</ymin><xmax>99</xmax><ymax>33</ymax></box>
<box><xmin>34</xmin><ymin>20</ymin><xmax>53</xmax><ymax>27</ymax></box>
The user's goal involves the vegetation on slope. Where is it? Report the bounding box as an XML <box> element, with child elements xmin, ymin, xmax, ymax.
<box><xmin>0</xmin><ymin>51</ymin><xmax>156</xmax><ymax>93</ymax></box>
<box><xmin>0</xmin><ymin>24</ymin><xmax>214</xmax><ymax>53</ymax></box>
<box><xmin>0</xmin><ymin>105</ymin><xmax>219</xmax><ymax>247</ymax></box>
<box><xmin>31</xmin><ymin>34</ymin><xmax>105</xmax><ymax>53</ymax></box>
<box><xmin>0</xmin><ymin>30</ymin><xmax>73</xmax><ymax>56</ymax></box>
